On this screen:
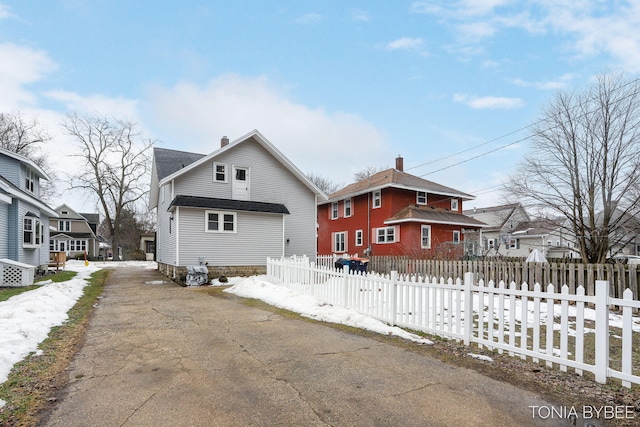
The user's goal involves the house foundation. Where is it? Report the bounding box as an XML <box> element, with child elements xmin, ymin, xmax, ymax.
<box><xmin>157</xmin><ymin>262</ymin><xmax>266</xmax><ymax>284</ymax></box>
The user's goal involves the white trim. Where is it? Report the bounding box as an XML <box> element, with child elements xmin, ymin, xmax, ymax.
<box><xmin>355</xmin><ymin>229</ymin><xmax>363</xmax><ymax>246</ymax></box>
<box><xmin>175</xmin><ymin>207</ymin><xmax>180</xmax><ymax>266</ymax></box>
<box><xmin>421</xmin><ymin>225</ymin><xmax>431</xmax><ymax>249</ymax></box>
<box><xmin>213</xmin><ymin>162</ymin><xmax>228</xmax><ymax>183</ymax></box>
<box><xmin>205</xmin><ymin>210</ymin><xmax>238</xmax><ymax>233</ymax></box>
<box><xmin>0</xmin><ymin>193</ymin><xmax>11</xmax><ymax>204</ymax></box>
<box><xmin>385</xmin><ymin>218</ymin><xmax>486</xmax><ymax>227</ymax></box>
<box><xmin>158</xmin><ymin>129</ymin><xmax>327</xmax><ymax>200</ymax></box>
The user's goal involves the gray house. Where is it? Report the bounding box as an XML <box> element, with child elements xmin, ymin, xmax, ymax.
<box><xmin>150</xmin><ymin>130</ymin><xmax>326</xmax><ymax>280</ymax></box>
<box><xmin>0</xmin><ymin>147</ymin><xmax>57</xmax><ymax>269</ymax></box>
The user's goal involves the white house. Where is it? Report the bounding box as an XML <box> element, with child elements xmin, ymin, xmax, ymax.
<box><xmin>149</xmin><ymin>130</ymin><xmax>327</xmax><ymax>280</ymax></box>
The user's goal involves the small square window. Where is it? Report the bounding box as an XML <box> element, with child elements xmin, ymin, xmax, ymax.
<box><xmin>417</xmin><ymin>191</ymin><xmax>427</xmax><ymax>204</ymax></box>
<box><xmin>214</xmin><ymin>163</ymin><xmax>227</xmax><ymax>182</ymax></box>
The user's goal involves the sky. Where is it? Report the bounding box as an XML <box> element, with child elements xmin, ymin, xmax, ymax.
<box><xmin>1</xmin><ymin>1</ymin><xmax>640</xmax><ymax>212</ymax></box>
<box><xmin>2</xmin><ymin>260</ymin><xmax>639</xmax><ymax>409</ymax></box>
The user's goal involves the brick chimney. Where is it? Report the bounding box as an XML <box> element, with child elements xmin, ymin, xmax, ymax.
<box><xmin>395</xmin><ymin>155</ymin><xmax>404</xmax><ymax>172</ymax></box>
<box><xmin>221</xmin><ymin>136</ymin><xmax>229</xmax><ymax>147</ymax></box>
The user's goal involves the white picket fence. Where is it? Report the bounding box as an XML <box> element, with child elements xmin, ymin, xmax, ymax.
<box><xmin>267</xmin><ymin>256</ymin><xmax>640</xmax><ymax>388</ymax></box>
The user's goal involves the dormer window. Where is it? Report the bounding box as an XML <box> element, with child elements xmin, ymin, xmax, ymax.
<box><xmin>451</xmin><ymin>199</ymin><xmax>459</xmax><ymax>211</ymax></box>
<box><xmin>25</xmin><ymin>168</ymin><xmax>35</xmax><ymax>193</ymax></box>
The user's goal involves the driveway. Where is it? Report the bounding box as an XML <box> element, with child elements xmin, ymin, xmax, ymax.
<box><xmin>41</xmin><ymin>266</ymin><xmax>576</xmax><ymax>427</ymax></box>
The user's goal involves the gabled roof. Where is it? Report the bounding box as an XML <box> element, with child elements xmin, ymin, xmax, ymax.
<box><xmin>153</xmin><ymin>148</ymin><xmax>207</xmax><ymax>181</ymax></box>
<box><xmin>169</xmin><ymin>195</ymin><xmax>290</xmax><ymax>215</ymax></box>
<box><xmin>79</xmin><ymin>213</ymin><xmax>100</xmax><ymax>225</ymax></box>
<box><xmin>463</xmin><ymin>203</ymin><xmax>529</xmax><ymax>231</ymax></box>
<box><xmin>0</xmin><ymin>175</ymin><xmax>57</xmax><ymax>217</ymax></box>
<box><xmin>384</xmin><ymin>204</ymin><xmax>487</xmax><ymax>228</ymax></box>
<box><xmin>54</xmin><ymin>204</ymin><xmax>85</xmax><ymax>220</ymax></box>
<box><xmin>323</xmin><ymin>168</ymin><xmax>475</xmax><ymax>204</ymax></box>
<box><xmin>150</xmin><ymin>130</ymin><xmax>327</xmax><ymax>208</ymax></box>
<box><xmin>0</xmin><ymin>147</ymin><xmax>50</xmax><ymax>180</ymax></box>
<box><xmin>510</xmin><ymin>218</ymin><xmax>564</xmax><ymax>237</ymax></box>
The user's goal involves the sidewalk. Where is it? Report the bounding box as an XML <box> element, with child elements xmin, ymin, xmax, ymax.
<box><xmin>41</xmin><ymin>267</ymin><xmax>576</xmax><ymax>427</ymax></box>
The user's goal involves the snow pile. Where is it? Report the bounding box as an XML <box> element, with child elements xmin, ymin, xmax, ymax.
<box><xmin>224</xmin><ymin>276</ymin><xmax>433</xmax><ymax>345</ymax></box>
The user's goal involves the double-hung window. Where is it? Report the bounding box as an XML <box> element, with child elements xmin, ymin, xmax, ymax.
<box><xmin>451</xmin><ymin>199</ymin><xmax>459</xmax><ymax>211</ymax></box>
<box><xmin>23</xmin><ymin>216</ymin><xmax>43</xmax><ymax>247</ymax></box>
<box><xmin>206</xmin><ymin>211</ymin><xmax>236</xmax><ymax>233</ymax></box>
<box><xmin>24</xmin><ymin>168</ymin><xmax>35</xmax><ymax>193</ymax></box>
<box><xmin>376</xmin><ymin>226</ymin><xmax>395</xmax><ymax>243</ymax></box>
<box><xmin>372</xmin><ymin>190</ymin><xmax>381</xmax><ymax>208</ymax></box>
<box><xmin>334</xmin><ymin>231</ymin><xmax>346</xmax><ymax>253</ymax></box>
<box><xmin>355</xmin><ymin>229</ymin><xmax>363</xmax><ymax>246</ymax></box>
<box><xmin>344</xmin><ymin>198</ymin><xmax>352</xmax><ymax>217</ymax></box>
<box><xmin>59</xmin><ymin>220</ymin><xmax>70</xmax><ymax>232</ymax></box>
<box><xmin>421</xmin><ymin>225</ymin><xmax>431</xmax><ymax>249</ymax></box>
<box><xmin>417</xmin><ymin>191</ymin><xmax>427</xmax><ymax>205</ymax></box>
<box><xmin>331</xmin><ymin>202</ymin><xmax>339</xmax><ymax>219</ymax></box>
<box><xmin>213</xmin><ymin>163</ymin><xmax>227</xmax><ymax>182</ymax></box>
<box><xmin>452</xmin><ymin>230</ymin><xmax>460</xmax><ymax>243</ymax></box>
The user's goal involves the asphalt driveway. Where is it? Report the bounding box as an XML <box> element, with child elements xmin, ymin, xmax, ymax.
<box><xmin>41</xmin><ymin>266</ymin><xmax>576</xmax><ymax>427</ymax></box>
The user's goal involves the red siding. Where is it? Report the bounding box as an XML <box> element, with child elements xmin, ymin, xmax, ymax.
<box><xmin>318</xmin><ymin>187</ymin><xmax>469</xmax><ymax>258</ymax></box>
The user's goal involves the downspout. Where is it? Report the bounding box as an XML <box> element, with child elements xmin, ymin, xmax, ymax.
<box><xmin>175</xmin><ymin>206</ymin><xmax>180</xmax><ymax>267</ymax></box>
<box><xmin>282</xmin><ymin>213</ymin><xmax>286</xmax><ymax>258</ymax></box>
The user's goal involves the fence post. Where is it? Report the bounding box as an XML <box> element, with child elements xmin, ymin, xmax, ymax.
<box><xmin>342</xmin><ymin>265</ymin><xmax>349</xmax><ymax>308</ymax></box>
<box><xmin>390</xmin><ymin>270</ymin><xmax>398</xmax><ymax>326</ymax></box>
<box><xmin>464</xmin><ymin>272</ymin><xmax>473</xmax><ymax>346</ymax></box>
<box><xmin>594</xmin><ymin>280</ymin><xmax>610</xmax><ymax>384</ymax></box>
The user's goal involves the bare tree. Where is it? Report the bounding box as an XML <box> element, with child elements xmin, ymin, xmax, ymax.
<box><xmin>0</xmin><ymin>111</ymin><xmax>57</xmax><ymax>200</ymax></box>
<box><xmin>306</xmin><ymin>172</ymin><xmax>340</xmax><ymax>196</ymax></box>
<box><xmin>354</xmin><ymin>165</ymin><xmax>386</xmax><ymax>181</ymax></box>
<box><xmin>505</xmin><ymin>73</ymin><xmax>640</xmax><ymax>263</ymax></box>
<box><xmin>62</xmin><ymin>113</ymin><xmax>154</xmax><ymax>260</ymax></box>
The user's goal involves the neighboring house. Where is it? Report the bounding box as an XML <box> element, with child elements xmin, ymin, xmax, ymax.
<box><xmin>49</xmin><ymin>204</ymin><xmax>100</xmax><ymax>259</ymax></box>
<box><xmin>318</xmin><ymin>156</ymin><xmax>486</xmax><ymax>258</ymax></box>
<box><xmin>464</xmin><ymin>204</ymin><xmax>531</xmax><ymax>257</ymax></box>
<box><xmin>139</xmin><ymin>232</ymin><xmax>155</xmax><ymax>261</ymax></box>
<box><xmin>0</xmin><ymin>147</ymin><xmax>57</xmax><ymax>267</ymax></box>
<box><xmin>149</xmin><ymin>130</ymin><xmax>326</xmax><ymax>279</ymax></box>
<box><xmin>511</xmin><ymin>218</ymin><xmax>579</xmax><ymax>259</ymax></box>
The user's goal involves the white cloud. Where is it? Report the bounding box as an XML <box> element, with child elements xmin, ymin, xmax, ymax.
<box><xmin>510</xmin><ymin>73</ymin><xmax>576</xmax><ymax>90</ymax></box>
<box><xmin>352</xmin><ymin>9</ymin><xmax>370</xmax><ymax>22</ymax></box>
<box><xmin>454</xmin><ymin>93</ymin><xmax>524</xmax><ymax>110</ymax></box>
<box><xmin>0</xmin><ymin>42</ymin><xmax>57</xmax><ymax>109</ymax></box>
<box><xmin>143</xmin><ymin>74</ymin><xmax>392</xmax><ymax>185</ymax></box>
<box><xmin>295</xmin><ymin>13</ymin><xmax>324</xmax><ymax>25</ymax></box>
<box><xmin>0</xmin><ymin>3</ymin><xmax>14</xmax><ymax>20</ymax></box>
<box><xmin>386</xmin><ymin>37</ymin><xmax>425</xmax><ymax>50</ymax></box>
<box><xmin>44</xmin><ymin>90</ymin><xmax>140</xmax><ymax>121</ymax></box>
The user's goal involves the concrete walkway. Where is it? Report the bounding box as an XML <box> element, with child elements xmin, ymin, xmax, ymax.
<box><xmin>41</xmin><ymin>267</ymin><xmax>574</xmax><ymax>427</ymax></box>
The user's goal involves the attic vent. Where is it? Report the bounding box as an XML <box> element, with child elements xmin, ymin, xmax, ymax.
<box><xmin>61</xmin><ymin>211</ymin><xmax>68</xmax><ymax>215</ymax></box>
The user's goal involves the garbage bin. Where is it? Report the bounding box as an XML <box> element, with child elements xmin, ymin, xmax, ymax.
<box><xmin>335</xmin><ymin>258</ymin><xmax>349</xmax><ymax>270</ymax></box>
<box><xmin>186</xmin><ymin>265</ymin><xmax>208</xmax><ymax>286</ymax></box>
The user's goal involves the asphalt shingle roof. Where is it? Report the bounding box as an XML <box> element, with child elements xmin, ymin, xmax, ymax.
<box><xmin>326</xmin><ymin>168</ymin><xmax>475</xmax><ymax>203</ymax></box>
<box><xmin>385</xmin><ymin>204</ymin><xmax>487</xmax><ymax>227</ymax></box>
<box><xmin>169</xmin><ymin>195</ymin><xmax>290</xmax><ymax>215</ymax></box>
<box><xmin>154</xmin><ymin>148</ymin><xmax>206</xmax><ymax>181</ymax></box>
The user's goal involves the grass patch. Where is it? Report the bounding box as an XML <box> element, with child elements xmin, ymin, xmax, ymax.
<box><xmin>0</xmin><ymin>269</ymin><xmax>110</xmax><ymax>427</ymax></box>
<box><xmin>0</xmin><ymin>272</ymin><xmax>79</xmax><ymax>303</ymax></box>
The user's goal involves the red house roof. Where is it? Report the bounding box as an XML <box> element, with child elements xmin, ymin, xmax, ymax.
<box><xmin>322</xmin><ymin>167</ymin><xmax>475</xmax><ymax>204</ymax></box>
<box><xmin>385</xmin><ymin>204</ymin><xmax>487</xmax><ymax>227</ymax></box>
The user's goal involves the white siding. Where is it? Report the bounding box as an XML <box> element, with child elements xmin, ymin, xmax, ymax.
<box><xmin>172</xmin><ymin>137</ymin><xmax>317</xmax><ymax>262</ymax></box>
<box><xmin>156</xmin><ymin>183</ymin><xmax>176</xmax><ymax>265</ymax></box>
<box><xmin>0</xmin><ymin>202</ymin><xmax>8</xmax><ymax>258</ymax></box>
<box><xmin>177</xmin><ymin>207</ymin><xmax>283</xmax><ymax>266</ymax></box>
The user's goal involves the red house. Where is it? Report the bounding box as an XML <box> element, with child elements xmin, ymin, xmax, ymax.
<box><xmin>318</xmin><ymin>157</ymin><xmax>486</xmax><ymax>258</ymax></box>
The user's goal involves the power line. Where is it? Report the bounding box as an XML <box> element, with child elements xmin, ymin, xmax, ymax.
<box><xmin>407</xmin><ymin>74</ymin><xmax>640</xmax><ymax>178</ymax></box>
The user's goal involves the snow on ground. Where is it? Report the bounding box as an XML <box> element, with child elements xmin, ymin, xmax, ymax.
<box><xmin>0</xmin><ymin>260</ymin><xmax>156</xmax><ymax>409</ymax></box>
<box><xmin>222</xmin><ymin>275</ymin><xmax>433</xmax><ymax>345</ymax></box>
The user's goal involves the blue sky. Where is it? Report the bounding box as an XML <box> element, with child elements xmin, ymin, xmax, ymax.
<box><xmin>1</xmin><ymin>1</ymin><xmax>639</xmax><ymax>211</ymax></box>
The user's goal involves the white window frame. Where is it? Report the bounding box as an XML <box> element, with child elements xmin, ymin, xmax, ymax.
<box><xmin>334</xmin><ymin>231</ymin><xmax>347</xmax><ymax>253</ymax></box>
<box><xmin>373</xmin><ymin>190</ymin><xmax>381</xmax><ymax>208</ymax></box>
<box><xmin>213</xmin><ymin>162</ymin><xmax>228</xmax><ymax>183</ymax></box>
<box><xmin>421</xmin><ymin>225</ymin><xmax>431</xmax><ymax>249</ymax></box>
<box><xmin>376</xmin><ymin>226</ymin><xmax>396</xmax><ymax>244</ymax></box>
<box><xmin>355</xmin><ymin>229</ymin><xmax>363</xmax><ymax>246</ymax></box>
<box><xmin>451</xmin><ymin>199</ymin><xmax>459</xmax><ymax>211</ymax></box>
<box><xmin>344</xmin><ymin>198</ymin><xmax>352</xmax><ymax>217</ymax></box>
<box><xmin>417</xmin><ymin>191</ymin><xmax>427</xmax><ymax>205</ymax></box>
<box><xmin>205</xmin><ymin>210</ymin><xmax>237</xmax><ymax>233</ymax></box>
<box><xmin>24</xmin><ymin>168</ymin><xmax>35</xmax><ymax>193</ymax></box>
<box><xmin>453</xmin><ymin>230</ymin><xmax>460</xmax><ymax>243</ymax></box>
<box><xmin>331</xmin><ymin>202</ymin><xmax>339</xmax><ymax>219</ymax></box>
<box><xmin>59</xmin><ymin>220</ymin><xmax>70</xmax><ymax>232</ymax></box>
<box><xmin>23</xmin><ymin>216</ymin><xmax>43</xmax><ymax>247</ymax></box>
